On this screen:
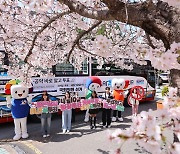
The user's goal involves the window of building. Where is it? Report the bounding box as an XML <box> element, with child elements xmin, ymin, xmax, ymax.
<box><xmin>55</xmin><ymin>59</ymin><xmax>88</xmax><ymax>76</ymax></box>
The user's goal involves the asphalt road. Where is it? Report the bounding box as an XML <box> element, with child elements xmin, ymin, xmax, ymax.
<box><xmin>0</xmin><ymin>100</ymin><xmax>160</xmax><ymax>154</ymax></box>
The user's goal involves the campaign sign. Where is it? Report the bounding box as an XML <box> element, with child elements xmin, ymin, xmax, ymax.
<box><xmin>89</xmin><ymin>103</ymin><xmax>101</xmax><ymax>109</ymax></box>
<box><xmin>30</xmin><ymin>101</ymin><xmax>59</xmax><ymax>114</ymax></box>
<box><xmin>30</xmin><ymin>107</ymin><xmax>43</xmax><ymax>115</ymax></box>
<box><xmin>102</xmin><ymin>99</ymin><xmax>124</xmax><ymax>111</ymax></box>
<box><xmin>80</xmin><ymin>98</ymin><xmax>102</xmax><ymax>110</ymax></box>
<box><xmin>42</xmin><ymin>106</ymin><xmax>48</xmax><ymax>113</ymax></box>
<box><xmin>48</xmin><ymin>106</ymin><xmax>58</xmax><ymax>113</ymax></box>
<box><xmin>59</xmin><ymin>98</ymin><xmax>102</xmax><ymax>111</ymax></box>
<box><xmin>36</xmin><ymin>101</ymin><xmax>58</xmax><ymax>108</ymax></box>
<box><xmin>59</xmin><ymin>102</ymin><xmax>82</xmax><ymax>111</ymax></box>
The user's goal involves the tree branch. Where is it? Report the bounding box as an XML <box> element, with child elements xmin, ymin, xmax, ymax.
<box><xmin>102</xmin><ymin>0</ymin><xmax>124</xmax><ymax>10</ymax></box>
<box><xmin>77</xmin><ymin>42</ymin><xmax>97</xmax><ymax>57</ymax></box>
<box><xmin>24</xmin><ymin>10</ymin><xmax>71</xmax><ymax>63</ymax></box>
<box><xmin>60</xmin><ymin>0</ymin><xmax>178</xmax><ymax>50</ymax></box>
<box><xmin>145</xmin><ymin>32</ymin><xmax>156</xmax><ymax>49</ymax></box>
<box><xmin>67</xmin><ymin>21</ymin><xmax>102</xmax><ymax>61</ymax></box>
<box><xmin>59</xmin><ymin>0</ymin><xmax>114</xmax><ymax>20</ymax></box>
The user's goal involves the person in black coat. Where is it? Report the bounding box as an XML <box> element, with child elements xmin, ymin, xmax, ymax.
<box><xmin>101</xmin><ymin>87</ymin><xmax>113</xmax><ymax>128</ymax></box>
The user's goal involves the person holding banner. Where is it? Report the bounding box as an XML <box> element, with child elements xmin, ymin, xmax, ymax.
<box><xmin>128</xmin><ymin>89</ymin><xmax>139</xmax><ymax>117</ymax></box>
<box><xmin>89</xmin><ymin>91</ymin><xmax>99</xmax><ymax>129</ymax></box>
<box><xmin>62</xmin><ymin>91</ymin><xmax>72</xmax><ymax>134</ymax></box>
<box><xmin>84</xmin><ymin>76</ymin><xmax>102</xmax><ymax>122</ymax></box>
<box><xmin>101</xmin><ymin>87</ymin><xmax>113</xmax><ymax>128</ymax></box>
<box><xmin>40</xmin><ymin>91</ymin><xmax>52</xmax><ymax>138</ymax></box>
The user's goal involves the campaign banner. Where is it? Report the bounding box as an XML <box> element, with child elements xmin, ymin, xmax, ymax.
<box><xmin>103</xmin><ymin>102</ymin><xmax>124</xmax><ymax>111</ymax></box>
<box><xmin>30</xmin><ymin>107</ymin><xmax>43</xmax><ymax>115</ymax></box>
<box><xmin>30</xmin><ymin>106</ymin><xmax>58</xmax><ymax>114</ymax></box>
<box><xmin>32</xmin><ymin>77</ymin><xmax>86</xmax><ymax>97</ymax></box>
<box><xmin>59</xmin><ymin>98</ymin><xmax>102</xmax><ymax>111</ymax></box>
<box><xmin>30</xmin><ymin>98</ymin><xmax>124</xmax><ymax>113</ymax></box>
<box><xmin>102</xmin><ymin>99</ymin><xmax>124</xmax><ymax>111</ymax></box>
<box><xmin>59</xmin><ymin>98</ymin><xmax>124</xmax><ymax>111</ymax></box>
<box><xmin>30</xmin><ymin>101</ymin><xmax>59</xmax><ymax>114</ymax></box>
<box><xmin>59</xmin><ymin>102</ymin><xmax>81</xmax><ymax>111</ymax></box>
<box><xmin>36</xmin><ymin>101</ymin><xmax>58</xmax><ymax>108</ymax></box>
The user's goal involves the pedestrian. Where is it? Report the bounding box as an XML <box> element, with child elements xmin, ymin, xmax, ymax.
<box><xmin>62</xmin><ymin>91</ymin><xmax>72</xmax><ymax>133</ymax></box>
<box><xmin>101</xmin><ymin>87</ymin><xmax>113</xmax><ymax>128</ymax></box>
<box><xmin>89</xmin><ymin>91</ymin><xmax>99</xmax><ymax>129</ymax></box>
<box><xmin>40</xmin><ymin>91</ymin><xmax>52</xmax><ymax>138</ymax></box>
<box><xmin>129</xmin><ymin>89</ymin><xmax>139</xmax><ymax>117</ymax></box>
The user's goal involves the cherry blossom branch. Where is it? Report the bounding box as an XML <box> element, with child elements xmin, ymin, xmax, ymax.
<box><xmin>61</xmin><ymin>0</ymin><xmax>178</xmax><ymax>50</ymax></box>
<box><xmin>67</xmin><ymin>20</ymin><xmax>102</xmax><ymax>61</ymax></box>
<box><xmin>0</xmin><ymin>24</ymin><xmax>6</xmax><ymax>33</ymax></box>
<box><xmin>24</xmin><ymin>10</ymin><xmax>71</xmax><ymax>63</ymax></box>
<box><xmin>77</xmin><ymin>42</ymin><xmax>97</xmax><ymax>57</ymax></box>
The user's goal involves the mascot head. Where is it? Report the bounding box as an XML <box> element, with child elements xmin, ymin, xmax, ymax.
<box><xmin>111</xmin><ymin>78</ymin><xmax>129</xmax><ymax>90</ymax></box>
<box><xmin>5</xmin><ymin>79</ymin><xmax>33</xmax><ymax>99</ymax></box>
<box><xmin>11</xmin><ymin>85</ymin><xmax>29</xmax><ymax>99</ymax></box>
<box><xmin>86</xmin><ymin>76</ymin><xmax>102</xmax><ymax>91</ymax></box>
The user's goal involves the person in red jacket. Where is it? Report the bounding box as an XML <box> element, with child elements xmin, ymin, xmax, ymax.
<box><xmin>111</xmin><ymin>78</ymin><xmax>129</xmax><ymax>122</ymax></box>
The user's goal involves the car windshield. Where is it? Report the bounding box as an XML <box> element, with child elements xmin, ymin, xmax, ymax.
<box><xmin>160</xmin><ymin>74</ymin><xmax>169</xmax><ymax>76</ymax></box>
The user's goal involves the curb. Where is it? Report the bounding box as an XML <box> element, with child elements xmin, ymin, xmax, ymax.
<box><xmin>0</xmin><ymin>144</ymin><xmax>26</xmax><ymax>154</ymax></box>
<box><xmin>0</xmin><ymin>147</ymin><xmax>9</xmax><ymax>154</ymax></box>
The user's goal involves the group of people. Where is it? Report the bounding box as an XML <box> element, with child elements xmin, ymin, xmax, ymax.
<box><xmin>40</xmin><ymin>87</ymin><xmax>139</xmax><ymax>138</ymax></box>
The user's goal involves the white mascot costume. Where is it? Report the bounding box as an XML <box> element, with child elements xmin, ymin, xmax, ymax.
<box><xmin>111</xmin><ymin>78</ymin><xmax>129</xmax><ymax>122</ymax></box>
<box><xmin>6</xmin><ymin>83</ymin><xmax>31</xmax><ymax>140</ymax></box>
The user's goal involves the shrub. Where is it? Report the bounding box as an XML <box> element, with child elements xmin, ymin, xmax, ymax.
<box><xmin>161</xmin><ymin>86</ymin><xmax>169</xmax><ymax>96</ymax></box>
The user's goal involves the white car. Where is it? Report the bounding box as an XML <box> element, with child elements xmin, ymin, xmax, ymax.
<box><xmin>159</xmin><ymin>73</ymin><xmax>169</xmax><ymax>84</ymax></box>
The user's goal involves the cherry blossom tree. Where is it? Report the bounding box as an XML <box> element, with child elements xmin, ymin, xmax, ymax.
<box><xmin>109</xmin><ymin>87</ymin><xmax>180</xmax><ymax>153</ymax></box>
<box><xmin>0</xmin><ymin>0</ymin><xmax>180</xmax><ymax>153</ymax></box>
<box><xmin>0</xmin><ymin>0</ymin><xmax>179</xmax><ymax>88</ymax></box>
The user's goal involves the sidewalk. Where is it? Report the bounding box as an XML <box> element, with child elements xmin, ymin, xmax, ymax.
<box><xmin>0</xmin><ymin>145</ymin><xmax>18</xmax><ymax>154</ymax></box>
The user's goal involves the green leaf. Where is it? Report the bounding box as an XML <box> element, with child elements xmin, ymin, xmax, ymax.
<box><xmin>97</xmin><ymin>25</ymin><xmax>106</xmax><ymax>35</ymax></box>
<box><xmin>76</xmin><ymin>28</ymin><xmax>85</xmax><ymax>34</ymax></box>
<box><xmin>161</xmin><ymin>86</ymin><xmax>169</xmax><ymax>96</ymax></box>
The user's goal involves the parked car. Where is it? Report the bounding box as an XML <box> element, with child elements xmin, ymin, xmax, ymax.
<box><xmin>158</xmin><ymin>73</ymin><xmax>169</xmax><ymax>85</ymax></box>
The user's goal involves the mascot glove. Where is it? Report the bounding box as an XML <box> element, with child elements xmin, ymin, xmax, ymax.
<box><xmin>124</xmin><ymin>90</ymin><xmax>129</xmax><ymax>98</ymax></box>
<box><xmin>6</xmin><ymin>96</ymin><xmax>11</xmax><ymax>108</ymax></box>
<box><xmin>27</xmin><ymin>95</ymin><xmax>33</xmax><ymax>104</ymax></box>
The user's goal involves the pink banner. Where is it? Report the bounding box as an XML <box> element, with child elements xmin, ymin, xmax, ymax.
<box><xmin>59</xmin><ymin>98</ymin><xmax>102</xmax><ymax>111</ymax></box>
<box><xmin>32</xmin><ymin>98</ymin><xmax>124</xmax><ymax>111</ymax></box>
<box><xmin>36</xmin><ymin>101</ymin><xmax>58</xmax><ymax>107</ymax></box>
<box><xmin>59</xmin><ymin>102</ymin><xmax>82</xmax><ymax>111</ymax></box>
